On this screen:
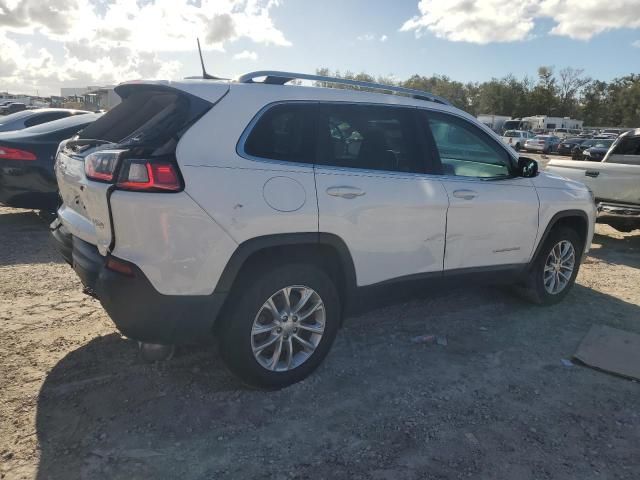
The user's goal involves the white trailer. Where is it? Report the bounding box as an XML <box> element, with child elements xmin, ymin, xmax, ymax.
<box><xmin>477</xmin><ymin>114</ymin><xmax>511</xmax><ymax>133</ymax></box>
<box><xmin>521</xmin><ymin>116</ymin><xmax>583</xmax><ymax>130</ymax></box>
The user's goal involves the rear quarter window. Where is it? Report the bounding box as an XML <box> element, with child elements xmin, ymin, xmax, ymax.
<box><xmin>243</xmin><ymin>103</ymin><xmax>316</xmax><ymax>163</ymax></box>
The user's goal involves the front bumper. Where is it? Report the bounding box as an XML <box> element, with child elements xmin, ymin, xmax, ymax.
<box><xmin>556</xmin><ymin>146</ymin><xmax>575</xmax><ymax>155</ymax></box>
<box><xmin>524</xmin><ymin>144</ymin><xmax>545</xmax><ymax>152</ymax></box>
<box><xmin>597</xmin><ymin>202</ymin><xmax>640</xmax><ymax>220</ymax></box>
<box><xmin>50</xmin><ymin>221</ymin><xmax>226</xmax><ymax>345</ymax></box>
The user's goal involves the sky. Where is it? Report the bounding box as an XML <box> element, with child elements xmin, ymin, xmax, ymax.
<box><xmin>1</xmin><ymin>0</ymin><xmax>640</xmax><ymax>96</ymax></box>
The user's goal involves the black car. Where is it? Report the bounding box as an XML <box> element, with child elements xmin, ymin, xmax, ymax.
<box><xmin>0</xmin><ymin>108</ymin><xmax>90</xmax><ymax>133</ymax></box>
<box><xmin>0</xmin><ymin>113</ymin><xmax>101</xmax><ymax>211</ymax></box>
<box><xmin>556</xmin><ymin>137</ymin><xmax>584</xmax><ymax>155</ymax></box>
<box><xmin>571</xmin><ymin>139</ymin><xmax>614</xmax><ymax>160</ymax></box>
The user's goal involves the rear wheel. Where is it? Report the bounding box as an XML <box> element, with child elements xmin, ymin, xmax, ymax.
<box><xmin>519</xmin><ymin>226</ymin><xmax>582</xmax><ymax>305</ymax></box>
<box><xmin>218</xmin><ymin>263</ymin><xmax>340</xmax><ymax>389</ymax></box>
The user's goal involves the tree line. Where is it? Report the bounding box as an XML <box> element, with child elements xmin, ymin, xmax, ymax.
<box><xmin>316</xmin><ymin>67</ymin><xmax>640</xmax><ymax>128</ymax></box>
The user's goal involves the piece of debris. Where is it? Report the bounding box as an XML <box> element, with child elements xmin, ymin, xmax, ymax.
<box><xmin>465</xmin><ymin>432</ymin><xmax>480</xmax><ymax>447</ymax></box>
<box><xmin>411</xmin><ymin>334</ymin><xmax>448</xmax><ymax>346</ymax></box>
<box><xmin>411</xmin><ymin>334</ymin><xmax>435</xmax><ymax>344</ymax></box>
<box><xmin>560</xmin><ymin>358</ymin><xmax>574</xmax><ymax>367</ymax></box>
<box><xmin>574</xmin><ymin>325</ymin><xmax>640</xmax><ymax>381</ymax></box>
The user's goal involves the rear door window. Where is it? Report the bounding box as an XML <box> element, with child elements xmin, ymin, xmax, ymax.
<box><xmin>316</xmin><ymin>104</ymin><xmax>423</xmax><ymax>173</ymax></box>
<box><xmin>243</xmin><ymin>103</ymin><xmax>316</xmax><ymax>163</ymax></box>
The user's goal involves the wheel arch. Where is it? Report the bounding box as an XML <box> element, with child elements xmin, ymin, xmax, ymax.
<box><xmin>214</xmin><ymin>233</ymin><xmax>357</xmax><ymax>306</ymax></box>
<box><xmin>531</xmin><ymin>210</ymin><xmax>589</xmax><ymax>264</ymax></box>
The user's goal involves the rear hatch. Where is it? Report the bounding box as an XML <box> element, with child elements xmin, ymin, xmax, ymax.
<box><xmin>55</xmin><ymin>81</ymin><xmax>227</xmax><ymax>254</ymax></box>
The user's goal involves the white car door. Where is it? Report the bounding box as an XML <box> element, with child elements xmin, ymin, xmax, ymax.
<box><xmin>314</xmin><ymin>103</ymin><xmax>449</xmax><ymax>286</ymax></box>
<box><xmin>421</xmin><ymin>110</ymin><xmax>539</xmax><ymax>270</ymax></box>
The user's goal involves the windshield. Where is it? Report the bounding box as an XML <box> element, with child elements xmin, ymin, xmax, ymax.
<box><xmin>504</xmin><ymin>131</ymin><xmax>519</xmax><ymax>137</ymax></box>
<box><xmin>80</xmin><ymin>89</ymin><xmax>188</xmax><ymax>145</ymax></box>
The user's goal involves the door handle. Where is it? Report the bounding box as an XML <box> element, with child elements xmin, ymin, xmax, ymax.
<box><xmin>585</xmin><ymin>171</ymin><xmax>599</xmax><ymax>178</ymax></box>
<box><xmin>452</xmin><ymin>189</ymin><xmax>477</xmax><ymax>200</ymax></box>
<box><xmin>326</xmin><ymin>186</ymin><xmax>366</xmax><ymax>199</ymax></box>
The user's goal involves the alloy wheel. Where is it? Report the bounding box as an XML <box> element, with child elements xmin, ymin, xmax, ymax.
<box><xmin>250</xmin><ymin>285</ymin><xmax>325</xmax><ymax>372</ymax></box>
<box><xmin>543</xmin><ymin>240</ymin><xmax>576</xmax><ymax>294</ymax></box>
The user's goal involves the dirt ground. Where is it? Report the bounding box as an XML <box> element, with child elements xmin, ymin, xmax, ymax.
<box><xmin>0</xmin><ymin>205</ymin><xmax>639</xmax><ymax>480</ymax></box>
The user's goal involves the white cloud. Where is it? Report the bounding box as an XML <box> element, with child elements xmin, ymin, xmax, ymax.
<box><xmin>0</xmin><ymin>0</ymin><xmax>289</xmax><ymax>94</ymax></box>
<box><xmin>401</xmin><ymin>0</ymin><xmax>640</xmax><ymax>44</ymax></box>
<box><xmin>233</xmin><ymin>50</ymin><xmax>258</xmax><ymax>60</ymax></box>
<box><xmin>633</xmin><ymin>40</ymin><xmax>640</xmax><ymax>48</ymax></box>
<box><xmin>357</xmin><ymin>33</ymin><xmax>375</xmax><ymax>41</ymax></box>
<box><xmin>358</xmin><ymin>33</ymin><xmax>388</xmax><ymax>42</ymax></box>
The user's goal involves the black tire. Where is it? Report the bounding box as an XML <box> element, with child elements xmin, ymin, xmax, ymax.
<box><xmin>514</xmin><ymin>143</ymin><xmax>521</xmax><ymax>151</ymax></box>
<box><xmin>218</xmin><ymin>263</ymin><xmax>341</xmax><ymax>389</ymax></box>
<box><xmin>519</xmin><ymin>226</ymin><xmax>583</xmax><ymax>305</ymax></box>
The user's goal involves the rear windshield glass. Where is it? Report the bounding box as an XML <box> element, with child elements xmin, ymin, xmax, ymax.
<box><xmin>612</xmin><ymin>136</ymin><xmax>640</xmax><ymax>155</ymax></box>
<box><xmin>79</xmin><ymin>89</ymin><xmax>200</xmax><ymax>146</ymax></box>
<box><xmin>20</xmin><ymin>113</ymin><xmax>101</xmax><ymax>134</ymax></box>
<box><xmin>0</xmin><ymin>110</ymin><xmax>35</xmax><ymax>124</ymax></box>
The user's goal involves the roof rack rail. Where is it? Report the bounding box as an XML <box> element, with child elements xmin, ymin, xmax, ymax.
<box><xmin>236</xmin><ymin>70</ymin><xmax>451</xmax><ymax>106</ymax></box>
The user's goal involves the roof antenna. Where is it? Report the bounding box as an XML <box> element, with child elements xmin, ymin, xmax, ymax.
<box><xmin>196</xmin><ymin>38</ymin><xmax>228</xmax><ymax>80</ymax></box>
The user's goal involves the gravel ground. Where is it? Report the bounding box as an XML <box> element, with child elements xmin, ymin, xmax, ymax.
<box><xmin>0</xmin><ymin>205</ymin><xmax>639</xmax><ymax>480</ymax></box>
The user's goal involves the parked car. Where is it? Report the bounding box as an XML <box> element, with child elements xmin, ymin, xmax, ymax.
<box><xmin>524</xmin><ymin>135</ymin><xmax>561</xmax><ymax>153</ymax></box>
<box><xmin>501</xmin><ymin>130</ymin><xmax>535</xmax><ymax>151</ymax></box>
<box><xmin>0</xmin><ymin>112</ymin><xmax>101</xmax><ymax>211</ymax></box>
<box><xmin>556</xmin><ymin>137</ymin><xmax>585</xmax><ymax>156</ymax></box>
<box><xmin>51</xmin><ymin>72</ymin><xmax>596</xmax><ymax>388</ymax></box>
<box><xmin>553</xmin><ymin>128</ymin><xmax>571</xmax><ymax>139</ymax></box>
<box><xmin>547</xmin><ymin>132</ymin><xmax>640</xmax><ymax>232</ymax></box>
<box><xmin>0</xmin><ymin>102</ymin><xmax>26</xmax><ymax>115</ymax></box>
<box><xmin>571</xmin><ymin>139</ymin><xmax>614</xmax><ymax>160</ymax></box>
<box><xmin>0</xmin><ymin>108</ymin><xmax>90</xmax><ymax>133</ymax></box>
<box><xmin>583</xmin><ymin>141</ymin><xmax>614</xmax><ymax>162</ymax></box>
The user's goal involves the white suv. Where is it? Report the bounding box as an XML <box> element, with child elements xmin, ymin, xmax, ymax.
<box><xmin>51</xmin><ymin>71</ymin><xmax>596</xmax><ymax>388</ymax></box>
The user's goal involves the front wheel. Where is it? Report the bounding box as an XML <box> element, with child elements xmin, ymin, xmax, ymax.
<box><xmin>218</xmin><ymin>263</ymin><xmax>340</xmax><ymax>389</ymax></box>
<box><xmin>519</xmin><ymin>227</ymin><xmax>583</xmax><ymax>305</ymax></box>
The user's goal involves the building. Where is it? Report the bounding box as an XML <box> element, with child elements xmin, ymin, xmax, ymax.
<box><xmin>59</xmin><ymin>85</ymin><xmax>120</xmax><ymax>111</ymax></box>
<box><xmin>83</xmin><ymin>87</ymin><xmax>121</xmax><ymax>110</ymax></box>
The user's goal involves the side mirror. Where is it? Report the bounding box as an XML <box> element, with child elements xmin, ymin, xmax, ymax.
<box><xmin>518</xmin><ymin>157</ymin><xmax>538</xmax><ymax>178</ymax></box>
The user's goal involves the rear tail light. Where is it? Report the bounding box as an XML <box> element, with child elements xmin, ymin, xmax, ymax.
<box><xmin>0</xmin><ymin>146</ymin><xmax>36</xmax><ymax>161</ymax></box>
<box><xmin>117</xmin><ymin>159</ymin><xmax>181</xmax><ymax>192</ymax></box>
<box><xmin>84</xmin><ymin>149</ymin><xmax>182</xmax><ymax>192</ymax></box>
<box><xmin>85</xmin><ymin>150</ymin><xmax>125</xmax><ymax>181</ymax></box>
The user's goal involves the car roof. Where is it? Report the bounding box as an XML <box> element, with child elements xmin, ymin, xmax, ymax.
<box><xmin>117</xmin><ymin>77</ymin><xmax>465</xmax><ymax>116</ymax></box>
